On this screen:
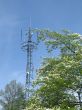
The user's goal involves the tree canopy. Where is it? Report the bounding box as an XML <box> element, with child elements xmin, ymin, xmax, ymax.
<box><xmin>26</xmin><ymin>30</ymin><xmax>82</xmax><ymax>110</ymax></box>
<box><xmin>0</xmin><ymin>80</ymin><xmax>26</xmax><ymax>110</ymax></box>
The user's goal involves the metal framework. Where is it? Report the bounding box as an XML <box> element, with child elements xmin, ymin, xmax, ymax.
<box><xmin>21</xmin><ymin>27</ymin><xmax>35</xmax><ymax>99</ymax></box>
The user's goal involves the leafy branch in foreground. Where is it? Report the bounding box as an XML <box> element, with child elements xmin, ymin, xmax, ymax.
<box><xmin>30</xmin><ymin>30</ymin><xmax>82</xmax><ymax>110</ymax></box>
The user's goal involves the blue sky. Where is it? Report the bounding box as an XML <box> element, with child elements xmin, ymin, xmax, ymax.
<box><xmin>0</xmin><ymin>0</ymin><xmax>82</xmax><ymax>90</ymax></box>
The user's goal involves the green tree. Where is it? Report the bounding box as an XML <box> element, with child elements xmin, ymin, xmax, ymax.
<box><xmin>0</xmin><ymin>80</ymin><xmax>26</xmax><ymax>110</ymax></box>
<box><xmin>32</xmin><ymin>30</ymin><xmax>82</xmax><ymax>110</ymax></box>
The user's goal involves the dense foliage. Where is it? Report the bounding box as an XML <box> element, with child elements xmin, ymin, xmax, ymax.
<box><xmin>26</xmin><ymin>30</ymin><xmax>82</xmax><ymax>110</ymax></box>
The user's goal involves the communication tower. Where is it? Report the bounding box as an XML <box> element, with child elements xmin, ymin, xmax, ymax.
<box><xmin>21</xmin><ymin>27</ymin><xmax>35</xmax><ymax>99</ymax></box>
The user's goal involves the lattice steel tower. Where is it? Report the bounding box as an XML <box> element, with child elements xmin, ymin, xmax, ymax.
<box><xmin>21</xmin><ymin>27</ymin><xmax>35</xmax><ymax>99</ymax></box>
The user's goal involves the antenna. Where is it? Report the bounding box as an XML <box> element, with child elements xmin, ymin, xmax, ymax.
<box><xmin>21</xmin><ymin>26</ymin><xmax>36</xmax><ymax>99</ymax></box>
<box><xmin>21</xmin><ymin>29</ymin><xmax>22</xmax><ymax>41</ymax></box>
<box><xmin>29</xmin><ymin>17</ymin><xmax>31</xmax><ymax>28</ymax></box>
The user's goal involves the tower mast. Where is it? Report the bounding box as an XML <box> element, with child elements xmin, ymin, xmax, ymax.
<box><xmin>21</xmin><ymin>26</ymin><xmax>35</xmax><ymax>99</ymax></box>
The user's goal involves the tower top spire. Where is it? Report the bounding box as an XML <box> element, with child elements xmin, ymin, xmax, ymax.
<box><xmin>29</xmin><ymin>16</ymin><xmax>31</xmax><ymax>28</ymax></box>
